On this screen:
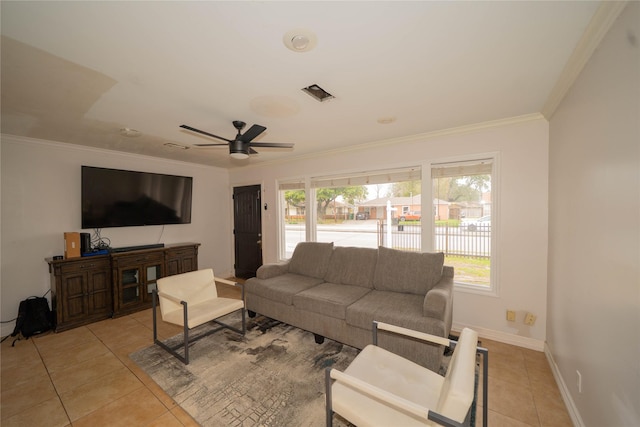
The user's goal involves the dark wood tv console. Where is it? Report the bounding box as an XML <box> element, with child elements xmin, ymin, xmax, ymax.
<box><xmin>47</xmin><ymin>242</ymin><xmax>200</xmax><ymax>332</ymax></box>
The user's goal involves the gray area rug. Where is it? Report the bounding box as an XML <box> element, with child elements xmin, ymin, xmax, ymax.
<box><xmin>131</xmin><ymin>313</ymin><xmax>359</xmax><ymax>426</ymax></box>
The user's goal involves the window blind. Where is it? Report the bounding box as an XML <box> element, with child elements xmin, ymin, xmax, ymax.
<box><xmin>431</xmin><ymin>159</ymin><xmax>492</xmax><ymax>178</ymax></box>
<box><xmin>310</xmin><ymin>166</ymin><xmax>421</xmax><ymax>189</ymax></box>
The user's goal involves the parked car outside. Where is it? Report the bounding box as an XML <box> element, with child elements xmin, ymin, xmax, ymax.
<box><xmin>462</xmin><ymin>215</ymin><xmax>491</xmax><ymax>231</ymax></box>
<box><xmin>355</xmin><ymin>211</ymin><xmax>370</xmax><ymax>220</ymax></box>
<box><xmin>399</xmin><ymin>211</ymin><xmax>421</xmax><ymax>221</ymax></box>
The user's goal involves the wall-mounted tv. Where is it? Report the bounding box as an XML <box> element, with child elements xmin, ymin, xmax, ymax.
<box><xmin>81</xmin><ymin>166</ymin><xmax>193</xmax><ymax>229</ymax></box>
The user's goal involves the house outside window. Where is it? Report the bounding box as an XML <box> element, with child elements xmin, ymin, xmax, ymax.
<box><xmin>278</xmin><ymin>178</ymin><xmax>306</xmax><ymax>258</ymax></box>
<box><xmin>278</xmin><ymin>167</ymin><xmax>422</xmax><ymax>258</ymax></box>
<box><xmin>431</xmin><ymin>157</ymin><xmax>496</xmax><ymax>293</ymax></box>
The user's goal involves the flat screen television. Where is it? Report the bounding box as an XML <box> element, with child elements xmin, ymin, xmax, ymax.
<box><xmin>81</xmin><ymin>166</ymin><xmax>193</xmax><ymax>229</ymax></box>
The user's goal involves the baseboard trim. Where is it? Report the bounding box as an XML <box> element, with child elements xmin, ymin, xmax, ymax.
<box><xmin>451</xmin><ymin>322</ymin><xmax>545</xmax><ymax>351</ymax></box>
<box><xmin>544</xmin><ymin>344</ymin><xmax>585</xmax><ymax>427</ymax></box>
<box><xmin>450</xmin><ymin>323</ymin><xmax>584</xmax><ymax>426</ymax></box>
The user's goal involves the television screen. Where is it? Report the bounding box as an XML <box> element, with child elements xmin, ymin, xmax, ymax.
<box><xmin>81</xmin><ymin>166</ymin><xmax>193</xmax><ymax>229</ymax></box>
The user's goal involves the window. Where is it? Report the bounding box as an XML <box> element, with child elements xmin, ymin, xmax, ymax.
<box><xmin>278</xmin><ymin>178</ymin><xmax>306</xmax><ymax>258</ymax></box>
<box><xmin>278</xmin><ymin>167</ymin><xmax>422</xmax><ymax>258</ymax></box>
<box><xmin>431</xmin><ymin>158</ymin><xmax>496</xmax><ymax>292</ymax></box>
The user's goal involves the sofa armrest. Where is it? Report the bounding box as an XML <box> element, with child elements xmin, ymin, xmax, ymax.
<box><xmin>423</xmin><ymin>266</ymin><xmax>454</xmax><ymax>335</ymax></box>
<box><xmin>256</xmin><ymin>261</ymin><xmax>290</xmax><ymax>279</ymax></box>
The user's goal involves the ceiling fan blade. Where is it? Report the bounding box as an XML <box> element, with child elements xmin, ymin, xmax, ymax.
<box><xmin>250</xmin><ymin>142</ymin><xmax>295</xmax><ymax>148</ymax></box>
<box><xmin>193</xmin><ymin>143</ymin><xmax>229</xmax><ymax>147</ymax></box>
<box><xmin>180</xmin><ymin>124</ymin><xmax>231</xmax><ymax>142</ymax></box>
<box><xmin>240</xmin><ymin>124</ymin><xmax>266</xmax><ymax>143</ymax></box>
<box><xmin>249</xmin><ymin>147</ymin><xmax>259</xmax><ymax>154</ymax></box>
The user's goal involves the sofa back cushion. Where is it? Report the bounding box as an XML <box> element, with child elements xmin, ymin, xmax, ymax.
<box><xmin>324</xmin><ymin>246</ymin><xmax>378</xmax><ymax>288</ymax></box>
<box><xmin>373</xmin><ymin>246</ymin><xmax>444</xmax><ymax>294</ymax></box>
<box><xmin>288</xmin><ymin>241</ymin><xmax>334</xmax><ymax>279</ymax></box>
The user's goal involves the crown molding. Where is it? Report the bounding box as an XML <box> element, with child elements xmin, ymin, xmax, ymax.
<box><xmin>234</xmin><ymin>113</ymin><xmax>545</xmax><ymax>171</ymax></box>
<box><xmin>0</xmin><ymin>133</ymin><xmax>223</xmax><ymax>171</ymax></box>
<box><xmin>542</xmin><ymin>1</ymin><xmax>628</xmax><ymax>119</ymax></box>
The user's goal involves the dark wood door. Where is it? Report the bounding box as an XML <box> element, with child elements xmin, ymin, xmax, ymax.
<box><xmin>233</xmin><ymin>184</ymin><xmax>263</xmax><ymax>279</ymax></box>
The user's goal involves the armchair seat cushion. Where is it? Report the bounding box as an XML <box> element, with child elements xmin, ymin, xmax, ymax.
<box><xmin>162</xmin><ymin>298</ymin><xmax>245</xmax><ymax>329</ymax></box>
<box><xmin>329</xmin><ymin>326</ymin><xmax>480</xmax><ymax>427</ymax></box>
<box><xmin>332</xmin><ymin>344</ymin><xmax>444</xmax><ymax>426</ymax></box>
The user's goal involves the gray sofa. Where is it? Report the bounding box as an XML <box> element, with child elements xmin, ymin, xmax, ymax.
<box><xmin>245</xmin><ymin>242</ymin><xmax>454</xmax><ymax>371</ymax></box>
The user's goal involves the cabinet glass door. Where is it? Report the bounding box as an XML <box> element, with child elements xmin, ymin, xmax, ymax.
<box><xmin>121</xmin><ymin>268</ymin><xmax>140</xmax><ymax>304</ymax></box>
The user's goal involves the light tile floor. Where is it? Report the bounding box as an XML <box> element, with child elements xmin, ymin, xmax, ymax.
<box><xmin>1</xmin><ymin>283</ymin><xmax>572</xmax><ymax>426</ymax></box>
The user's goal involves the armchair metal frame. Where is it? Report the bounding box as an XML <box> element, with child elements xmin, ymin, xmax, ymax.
<box><xmin>326</xmin><ymin>321</ymin><xmax>488</xmax><ymax>427</ymax></box>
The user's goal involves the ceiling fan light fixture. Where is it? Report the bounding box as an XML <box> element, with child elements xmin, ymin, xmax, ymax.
<box><xmin>230</xmin><ymin>152</ymin><xmax>249</xmax><ymax>160</ymax></box>
<box><xmin>230</xmin><ymin>139</ymin><xmax>250</xmax><ymax>159</ymax></box>
<box><xmin>283</xmin><ymin>29</ymin><xmax>317</xmax><ymax>53</ymax></box>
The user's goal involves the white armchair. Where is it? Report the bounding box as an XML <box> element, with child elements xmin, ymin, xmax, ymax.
<box><xmin>325</xmin><ymin>322</ymin><xmax>488</xmax><ymax>427</ymax></box>
<box><xmin>152</xmin><ymin>268</ymin><xmax>245</xmax><ymax>364</ymax></box>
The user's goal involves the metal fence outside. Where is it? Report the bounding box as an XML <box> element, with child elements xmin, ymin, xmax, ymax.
<box><xmin>379</xmin><ymin>222</ymin><xmax>491</xmax><ymax>258</ymax></box>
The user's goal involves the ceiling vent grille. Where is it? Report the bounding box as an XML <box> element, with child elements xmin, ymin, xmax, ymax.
<box><xmin>302</xmin><ymin>84</ymin><xmax>334</xmax><ymax>102</ymax></box>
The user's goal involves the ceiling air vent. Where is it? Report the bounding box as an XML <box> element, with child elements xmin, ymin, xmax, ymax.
<box><xmin>302</xmin><ymin>84</ymin><xmax>334</xmax><ymax>102</ymax></box>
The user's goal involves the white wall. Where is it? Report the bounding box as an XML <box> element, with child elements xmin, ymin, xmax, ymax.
<box><xmin>0</xmin><ymin>136</ymin><xmax>232</xmax><ymax>337</ymax></box>
<box><xmin>547</xmin><ymin>3</ymin><xmax>640</xmax><ymax>426</ymax></box>
<box><xmin>229</xmin><ymin>117</ymin><xmax>549</xmax><ymax>347</ymax></box>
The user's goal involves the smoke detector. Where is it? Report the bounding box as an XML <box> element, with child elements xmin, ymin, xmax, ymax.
<box><xmin>283</xmin><ymin>29</ymin><xmax>317</xmax><ymax>53</ymax></box>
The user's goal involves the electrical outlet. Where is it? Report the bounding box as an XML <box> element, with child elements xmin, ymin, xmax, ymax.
<box><xmin>524</xmin><ymin>312</ymin><xmax>537</xmax><ymax>325</ymax></box>
<box><xmin>577</xmin><ymin>370</ymin><xmax>582</xmax><ymax>393</ymax></box>
<box><xmin>506</xmin><ymin>310</ymin><xmax>516</xmax><ymax>322</ymax></box>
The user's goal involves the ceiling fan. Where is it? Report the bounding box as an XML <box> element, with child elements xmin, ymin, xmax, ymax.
<box><xmin>180</xmin><ymin>120</ymin><xmax>294</xmax><ymax>159</ymax></box>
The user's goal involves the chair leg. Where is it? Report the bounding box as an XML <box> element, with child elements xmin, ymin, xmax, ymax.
<box><xmin>156</xmin><ymin>305</ymin><xmax>244</xmax><ymax>365</ymax></box>
<box><xmin>325</xmin><ymin>368</ymin><xmax>333</xmax><ymax>427</ymax></box>
<box><xmin>182</xmin><ymin>301</ymin><xmax>189</xmax><ymax>365</ymax></box>
<box><xmin>479</xmin><ymin>346</ymin><xmax>489</xmax><ymax>427</ymax></box>
<box><xmin>152</xmin><ymin>290</ymin><xmax>158</xmax><ymax>342</ymax></box>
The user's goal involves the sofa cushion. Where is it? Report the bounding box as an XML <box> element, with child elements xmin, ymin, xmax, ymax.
<box><xmin>324</xmin><ymin>247</ymin><xmax>378</xmax><ymax>288</ymax></box>
<box><xmin>293</xmin><ymin>282</ymin><xmax>371</xmax><ymax>320</ymax></box>
<box><xmin>288</xmin><ymin>242</ymin><xmax>334</xmax><ymax>279</ymax></box>
<box><xmin>244</xmin><ymin>273</ymin><xmax>324</xmax><ymax>306</ymax></box>
<box><xmin>373</xmin><ymin>246</ymin><xmax>444</xmax><ymax>295</ymax></box>
<box><xmin>346</xmin><ymin>290</ymin><xmax>440</xmax><ymax>333</ymax></box>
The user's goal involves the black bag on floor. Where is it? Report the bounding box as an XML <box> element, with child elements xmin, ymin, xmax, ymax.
<box><xmin>11</xmin><ymin>296</ymin><xmax>53</xmax><ymax>344</ymax></box>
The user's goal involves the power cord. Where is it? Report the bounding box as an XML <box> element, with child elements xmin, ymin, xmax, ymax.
<box><xmin>92</xmin><ymin>228</ymin><xmax>111</xmax><ymax>250</ymax></box>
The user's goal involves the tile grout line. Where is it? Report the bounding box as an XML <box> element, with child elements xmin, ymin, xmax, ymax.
<box><xmin>32</xmin><ymin>333</ymin><xmax>74</xmax><ymax>426</ymax></box>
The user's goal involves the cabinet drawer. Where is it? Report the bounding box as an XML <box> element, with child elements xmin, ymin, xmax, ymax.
<box><xmin>166</xmin><ymin>248</ymin><xmax>194</xmax><ymax>257</ymax></box>
<box><xmin>60</xmin><ymin>259</ymin><xmax>110</xmax><ymax>274</ymax></box>
<box><xmin>115</xmin><ymin>252</ymin><xmax>164</xmax><ymax>266</ymax></box>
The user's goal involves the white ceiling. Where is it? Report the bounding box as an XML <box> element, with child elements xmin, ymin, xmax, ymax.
<box><xmin>1</xmin><ymin>1</ymin><xmax>605</xmax><ymax>168</ymax></box>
